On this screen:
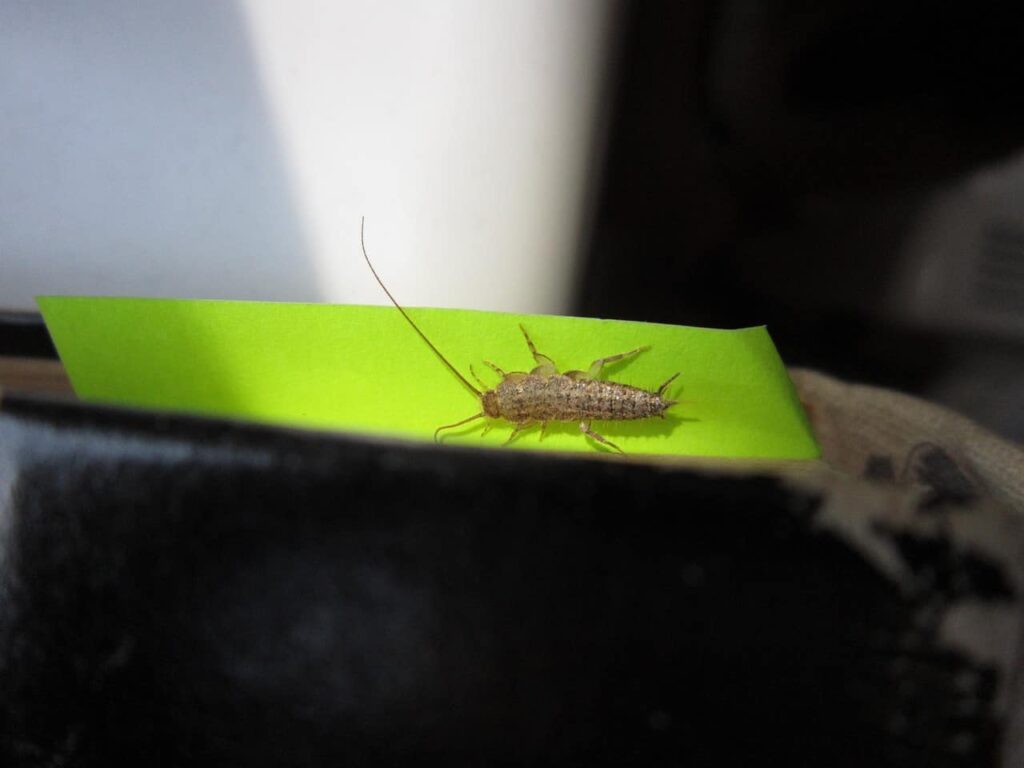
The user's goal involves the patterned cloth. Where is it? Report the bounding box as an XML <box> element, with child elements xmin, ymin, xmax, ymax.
<box><xmin>790</xmin><ymin>368</ymin><xmax>1024</xmax><ymax>514</ymax></box>
<box><xmin>790</xmin><ymin>368</ymin><xmax>1024</xmax><ymax>765</ymax></box>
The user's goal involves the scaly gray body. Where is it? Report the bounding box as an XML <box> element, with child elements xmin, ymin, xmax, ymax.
<box><xmin>475</xmin><ymin>334</ymin><xmax>680</xmax><ymax>453</ymax></box>
<box><xmin>361</xmin><ymin>218</ymin><xmax>680</xmax><ymax>453</ymax></box>
<box><xmin>493</xmin><ymin>373</ymin><xmax>670</xmax><ymax>423</ymax></box>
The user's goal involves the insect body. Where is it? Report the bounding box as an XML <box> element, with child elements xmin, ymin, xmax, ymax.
<box><xmin>361</xmin><ymin>219</ymin><xmax>679</xmax><ymax>453</ymax></box>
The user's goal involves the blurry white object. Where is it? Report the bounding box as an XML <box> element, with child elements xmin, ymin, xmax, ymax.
<box><xmin>892</xmin><ymin>151</ymin><xmax>1024</xmax><ymax>339</ymax></box>
<box><xmin>0</xmin><ymin>1</ymin><xmax>615</xmax><ymax>313</ymax></box>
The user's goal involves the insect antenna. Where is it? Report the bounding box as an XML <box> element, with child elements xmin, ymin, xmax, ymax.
<box><xmin>434</xmin><ymin>412</ymin><xmax>485</xmax><ymax>442</ymax></box>
<box><xmin>361</xmin><ymin>217</ymin><xmax>481</xmax><ymax>397</ymax></box>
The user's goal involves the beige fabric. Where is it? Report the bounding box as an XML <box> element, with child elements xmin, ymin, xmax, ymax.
<box><xmin>790</xmin><ymin>368</ymin><xmax>1024</xmax><ymax>514</ymax></box>
<box><xmin>0</xmin><ymin>357</ymin><xmax>73</xmax><ymax>399</ymax></box>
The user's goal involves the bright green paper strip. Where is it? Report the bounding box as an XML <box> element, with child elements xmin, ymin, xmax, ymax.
<box><xmin>36</xmin><ymin>297</ymin><xmax>818</xmax><ymax>458</ymax></box>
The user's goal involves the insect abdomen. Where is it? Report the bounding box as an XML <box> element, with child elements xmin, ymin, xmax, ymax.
<box><xmin>495</xmin><ymin>375</ymin><xmax>668</xmax><ymax>423</ymax></box>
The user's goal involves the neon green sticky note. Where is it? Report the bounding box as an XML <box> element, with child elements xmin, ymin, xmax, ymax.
<box><xmin>35</xmin><ymin>297</ymin><xmax>818</xmax><ymax>458</ymax></box>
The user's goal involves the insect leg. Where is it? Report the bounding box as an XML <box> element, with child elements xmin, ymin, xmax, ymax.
<box><xmin>503</xmin><ymin>421</ymin><xmax>534</xmax><ymax>446</ymax></box>
<box><xmin>519</xmin><ymin>324</ymin><xmax>558</xmax><ymax>376</ymax></box>
<box><xmin>539</xmin><ymin>421</ymin><xmax>549</xmax><ymax>440</ymax></box>
<box><xmin>579</xmin><ymin>420</ymin><xmax>624</xmax><ymax>454</ymax></box>
<box><xmin>470</xmin><ymin>364</ymin><xmax>490</xmax><ymax>391</ymax></box>
<box><xmin>586</xmin><ymin>345</ymin><xmax>651</xmax><ymax>379</ymax></box>
<box><xmin>483</xmin><ymin>360</ymin><xmax>508</xmax><ymax>377</ymax></box>
<box><xmin>657</xmin><ymin>372</ymin><xmax>680</xmax><ymax>396</ymax></box>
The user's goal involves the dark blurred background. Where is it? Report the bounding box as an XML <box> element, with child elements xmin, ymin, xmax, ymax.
<box><xmin>576</xmin><ymin>0</ymin><xmax>1024</xmax><ymax>440</ymax></box>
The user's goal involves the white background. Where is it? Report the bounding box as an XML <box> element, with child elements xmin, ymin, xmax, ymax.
<box><xmin>1</xmin><ymin>1</ymin><xmax>614</xmax><ymax>313</ymax></box>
